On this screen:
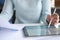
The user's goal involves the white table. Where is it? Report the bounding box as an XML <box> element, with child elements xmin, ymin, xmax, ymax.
<box><xmin>0</xmin><ymin>24</ymin><xmax>60</xmax><ymax>40</ymax></box>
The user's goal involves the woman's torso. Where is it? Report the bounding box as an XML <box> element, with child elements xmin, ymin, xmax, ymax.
<box><xmin>12</xmin><ymin>0</ymin><xmax>42</xmax><ymax>24</ymax></box>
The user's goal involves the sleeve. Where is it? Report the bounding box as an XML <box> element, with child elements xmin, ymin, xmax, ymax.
<box><xmin>0</xmin><ymin>0</ymin><xmax>14</xmax><ymax>21</ymax></box>
<box><xmin>40</xmin><ymin>0</ymin><xmax>51</xmax><ymax>24</ymax></box>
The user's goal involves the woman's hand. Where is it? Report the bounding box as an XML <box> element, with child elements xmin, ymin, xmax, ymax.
<box><xmin>46</xmin><ymin>13</ymin><xmax>59</xmax><ymax>26</ymax></box>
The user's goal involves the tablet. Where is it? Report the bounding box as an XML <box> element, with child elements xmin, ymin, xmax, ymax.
<box><xmin>23</xmin><ymin>24</ymin><xmax>60</xmax><ymax>37</ymax></box>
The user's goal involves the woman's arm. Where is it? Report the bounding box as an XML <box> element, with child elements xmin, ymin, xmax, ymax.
<box><xmin>0</xmin><ymin>0</ymin><xmax>14</xmax><ymax>21</ymax></box>
<box><xmin>0</xmin><ymin>0</ymin><xmax>18</xmax><ymax>30</ymax></box>
<box><xmin>40</xmin><ymin>0</ymin><xmax>51</xmax><ymax>24</ymax></box>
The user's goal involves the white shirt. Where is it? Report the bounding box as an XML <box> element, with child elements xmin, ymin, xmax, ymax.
<box><xmin>0</xmin><ymin>0</ymin><xmax>51</xmax><ymax>24</ymax></box>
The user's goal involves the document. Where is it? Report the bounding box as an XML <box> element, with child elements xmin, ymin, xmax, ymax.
<box><xmin>0</xmin><ymin>18</ymin><xmax>18</xmax><ymax>31</ymax></box>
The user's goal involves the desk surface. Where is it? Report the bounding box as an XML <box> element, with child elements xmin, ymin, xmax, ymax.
<box><xmin>0</xmin><ymin>24</ymin><xmax>60</xmax><ymax>40</ymax></box>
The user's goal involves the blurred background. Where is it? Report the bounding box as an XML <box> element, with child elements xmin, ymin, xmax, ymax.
<box><xmin>0</xmin><ymin>0</ymin><xmax>4</xmax><ymax>12</ymax></box>
<box><xmin>0</xmin><ymin>0</ymin><xmax>60</xmax><ymax>23</ymax></box>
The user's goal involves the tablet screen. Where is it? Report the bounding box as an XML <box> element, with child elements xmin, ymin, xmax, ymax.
<box><xmin>23</xmin><ymin>24</ymin><xmax>60</xmax><ymax>37</ymax></box>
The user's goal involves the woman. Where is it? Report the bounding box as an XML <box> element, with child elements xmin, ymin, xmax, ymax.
<box><xmin>0</xmin><ymin>0</ymin><xmax>59</xmax><ymax>25</ymax></box>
